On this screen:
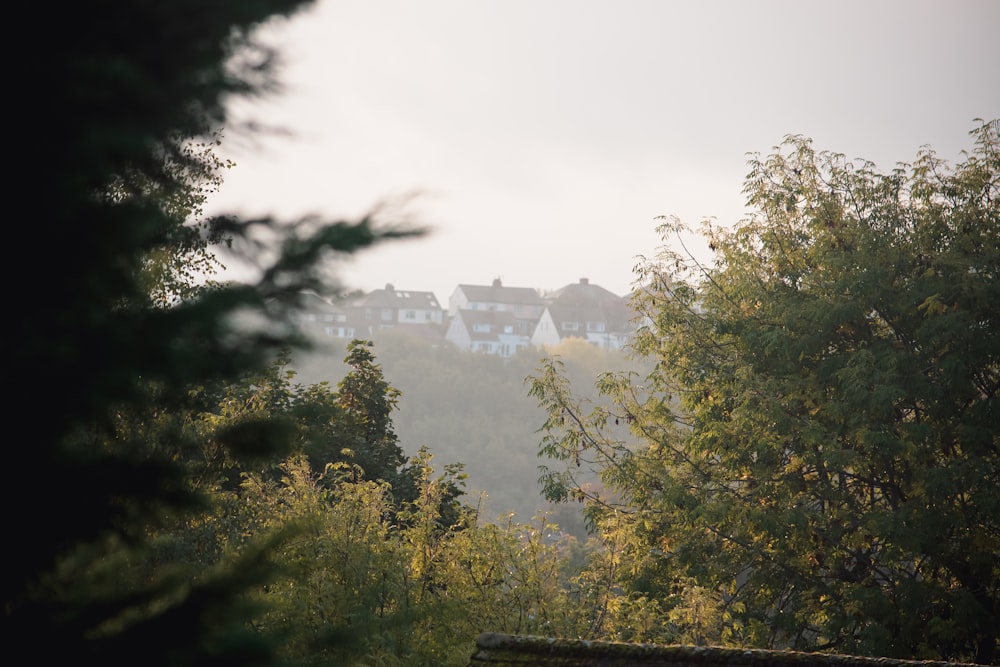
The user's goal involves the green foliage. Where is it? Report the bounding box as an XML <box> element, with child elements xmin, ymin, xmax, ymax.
<box><xmin>220</xmin><ymin>450</ymin><xmax>583</xmax><ymax>666</ymax></box>
<box><xmin>332</xmin><ymin>340</ymin><xmax>406</xmax><ymax>487</ymax></box>
<box><xmin>6</xmin><ymin>1</ymin><xmax>422</xmax><ymax>664</ymax></box>
<box><xmin>163</xmin><ymin>331</ymin><xmax>665</xmax><ymax>664</ymax></box>
<box><xmin>105</xmin><ymin>130</ymin><xmax>235</xmax><ymax>307</ymax></box>
<box><xmin>289</xmin><ymin>328</ymin><xmax>647</xmax><ymax>533</ymax></box>
<box><xmin>530</xmin><ymin>120</ymin><xmax>1000</xmax><ymax>663</ymax></box>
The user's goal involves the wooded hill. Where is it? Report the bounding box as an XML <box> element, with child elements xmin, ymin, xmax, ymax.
<box><xmin>288</xmin><ymin>330</ymin><xmax>649</xmax><ymax>536</ymax></box>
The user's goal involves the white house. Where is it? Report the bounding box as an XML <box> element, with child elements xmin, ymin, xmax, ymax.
<box><xmin>295</xmin><ymin>278</ymin><xmax>637</xmax><ymax>354</ymax></box>
<box><xmin>530</xmin><ymin>278</ymin><xmax>635</xmax><ymax>351</ymax></box>
<box><xmin>291</xmin><ymin>285</ymin><xmax>447</xmax><ymax>342</ymax></box>
<box><xmin>444</xmin><ymin>308</ymin><xmax>532</xmax><ymax>358</ymax></box>
<box><xmin>349</xmin><ymin>283</ymin><xmax>445</xmax><ymax>329</ymax></box>
<box><xmin>448</xmin><ymin>278</ymin><xmax>545</xmax><ymax>337</ymax></box>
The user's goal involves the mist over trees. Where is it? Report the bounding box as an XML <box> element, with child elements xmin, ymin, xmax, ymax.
<box><xmin>10</xmin><ymin>0</ymin><xmax>997</xmax><ymax>662</ymax></box>
<box><xmin>289</xmin><ymin>331</ymin><xmax>648</xmax><ymax>532</ymax></box>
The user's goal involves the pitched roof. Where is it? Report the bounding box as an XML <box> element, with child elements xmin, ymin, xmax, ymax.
<box><xmin>467</xmin><ymin>633</ymin><xmax>984</xmax><ymax>667</ymax></box>
<box><xmin>544</xmin><ymin>277</ymin><xmax>623</xmax><ymax>305</ymax></box>
<box><xmin>456</xmin><ymin>281</ymin><xmax>543</xmax><ymax>306</ymax></box>
<box><xmin>453</xmin><ymin>309</ymin><xmax>521</xmax><ymax>341</ymax></box>
<box><xmin>543</xmin><ymin>278</ymin><xmax>635</xmax><ymax>332</ymax></box>
<box><xmin>353</xmin><ymin>284</ymin><xmax>442</xmax><ymax>309</ymax></box>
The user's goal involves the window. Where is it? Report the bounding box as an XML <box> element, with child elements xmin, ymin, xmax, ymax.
<box><xmin>561</xmin><ymin>321</ymin><xmax>579</xmax><ymax>331</ymax></box>
<box><xmin>404</xmin><ymin>310</ymin><xmax>416</xmax><ymax>320</ymax></box>
<box><xmin>586</xmin><ymin>321</ymin><xmax>605</xmax><ymax>332</ymax></box>
<box><xmin>380</xmin><ymin>308</ymin><xmax>392</xmax><ymax>321</ymax></box>
<box><xmin>325</xmin><ymin>326</ymin><xmax>354</xmax><ymax>338</ymax></box>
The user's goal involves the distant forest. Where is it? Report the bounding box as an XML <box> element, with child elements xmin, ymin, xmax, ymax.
<box><xmin>289</xmin><ymin>328</ymin><xmax>651</xmax><ymax>537</ymax></box>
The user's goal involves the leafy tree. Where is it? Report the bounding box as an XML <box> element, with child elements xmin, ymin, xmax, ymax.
<box><xmin>256</xmin><ymin>460</ymin><xmax>593</xmax><ymax>666</ymax></box>
<box><xmin>290</xmin><ymin>327</ymin><xmax>646</xmax><ymax>534</ymax></box>
<box><xmin>198</xmin><ymin>340</ymin><xmax>464</xmax><ymax>514</ymax></box>
<box><xmin>330</xmin><ymin>340</ymin><xmax>407</xmax><ymax>484</ymax></box>
<box><xmin>531</xmin><ymin>120</ymin><xmax>1000</xmax><ymax>663</ymax></box>
<box><xmin>5</xmin><ymin>2</ymin><xmax>421</xmax><ymax>665</ymax></box>
<box><xmin>104</xmin><ymin>130</ymin><xmax>234</xmax><ymax>307</ymax></box>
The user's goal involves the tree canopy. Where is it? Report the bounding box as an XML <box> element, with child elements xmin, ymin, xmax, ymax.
<box><xmin>10</xmin><ymin>2</ymin><xmax>998</xmax><ymax>661</ymax></box>
<box><xmin>5</xmin><ymin>2</ymin><xmax>421</xmax><ymax>664</ymax></box>
<box><xmin>531</xmin><ymin>120</ymin><xmax>1000</xmax><ymax>663</ymax></box>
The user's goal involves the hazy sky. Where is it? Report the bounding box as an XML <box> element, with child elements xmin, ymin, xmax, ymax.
<box><xmin>206</xmin><ymin>0</ymin><xmax>999</xmax><ymax>302</ymax></box>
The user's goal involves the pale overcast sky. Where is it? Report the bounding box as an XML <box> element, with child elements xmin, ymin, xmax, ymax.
<box><xmin>206</xmin><ymin>0</ymin><xmax>1000</xmax><ymax>302</ymax></box>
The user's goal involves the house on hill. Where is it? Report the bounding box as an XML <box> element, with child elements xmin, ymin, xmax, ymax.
<box><xmin>449</xmin><ymin>278</ymin><xmax>546</xmax><ymax>337</ymax></box>
<box><xmin>288</xmin><ymin>285</ymin><xmax>446</xmax><ymax>343</ymax></box>
<box><xmin>445</xmin><ymin>308</ymin><xmax>531</xmax><ymax>358</ymax></box>
<box><xmin>531</xmin><ymin>277</ymin><xmax>636</xmax><ymax>351</ymax></box>
<box><xmin>352</xmin><ymin>283</ymin><xmax>445</xmax><ymax>329</ymax></box>
<box><xmin>287</xmin><ymin>291</ymin><xmax>355</xmax><ymax>339</ymax></box>
<box><xmin>293</xmin><ymin>277</ymin><xmax>639</xmax><ymax>356</ymax></box>
<box><xmin>445</xmin><ymin>278</ymin><xmax>546</xmax><ymax>355</ymax></box>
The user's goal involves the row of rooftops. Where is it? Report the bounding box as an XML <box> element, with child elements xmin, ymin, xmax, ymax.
<box><xmin>292</xmin><ymin>277</ymin><xmax>641</xmax><ymax>356</ymax></box>
<box><xmin>353</xmin><ymin>277</ymin><xmax>619</xmax><ymax>309</ymax></box>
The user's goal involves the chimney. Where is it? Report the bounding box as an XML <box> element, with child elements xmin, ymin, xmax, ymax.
<box><xmin>492</xmin><ymin>277</ymin><xmax>502</xmax><ymax>287</ymax></box>
<box><xmin>579</xmin><ymin>277</ymin><xmax>589</xmax><ymax>285</ymax></box>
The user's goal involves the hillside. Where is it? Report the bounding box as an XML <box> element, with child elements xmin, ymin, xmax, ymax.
<box><xmin>288</xmin><ymin>328</ymin><xmax>649</xmax><ymax>535</ymax></box>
